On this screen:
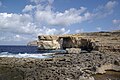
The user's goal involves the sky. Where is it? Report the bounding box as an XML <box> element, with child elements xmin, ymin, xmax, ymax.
<box><xmin>0</xmin><ymin>0</ymin><xmax>120</xmax><ymax>45</ymax></box>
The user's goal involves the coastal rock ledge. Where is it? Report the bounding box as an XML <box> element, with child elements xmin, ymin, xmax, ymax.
<box><xmin>0</xmin><ymin>51</ymin><xmax>120</xmax><ymax>80</ymax></box>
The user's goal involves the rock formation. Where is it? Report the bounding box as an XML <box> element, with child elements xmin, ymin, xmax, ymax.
<box><xmin>1</xmin><ymin>30</ymin><xmax>119</xmax><ymax>80</ymax></box>
<box><xmin>27</xmin><ymin>40</ymin><xmax>38</xmax><ymax>46</ymax></box>
<box><xmin>95</xmin><ymin>64</ymin><xmax>120</xmax><ymax>74</ymax></box>
<box><xmin>37</xmin><ymin>40</ymin><xmax>60</xmax><ymax>50</ymax></box>
<box><xmin>37</xmin><ymin>35</ymin><xmax>94</xmax><ymax>52</ymax></box>
<box><xmin>66</xmin><ymin>48</ymin><xmax>81</xmax><ymax>54</ymax></box>
<box><xmin>37</xmin><ymin>35</ymin><xmax>60</xmax><ymax>50</ymax></box>
<box><xmin>79</xmin><ymin>31</ymin><xmax>120</xmax><ymax>53</ymax></box>
<box><xmin>37</xmin><ymin>30</ymin><xmax>120</xmax><ymax>53</ymax></box>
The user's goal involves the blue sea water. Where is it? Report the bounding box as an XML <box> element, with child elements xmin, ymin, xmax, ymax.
<box><xmin>0</xmin><ymin>45</ymin><xmax>66</xmax><ymax>58</ymax></box>
<box><xmin>0</xmin><ymin>45</ymin><xmax>47</xmax><ymax>58</ymax></box>
<box><xmin>0</xmin><ymin>45</ymin><xmax>38</xmax><ymax>54</ymax></box>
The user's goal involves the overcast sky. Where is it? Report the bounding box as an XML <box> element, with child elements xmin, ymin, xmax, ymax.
<box><xmin>0</xmin><ymin>0</ymin><xmax>120</xmax><ymax>45</ymax></box>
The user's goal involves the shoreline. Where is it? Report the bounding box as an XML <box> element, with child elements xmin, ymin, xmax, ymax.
<box><xmin>0</xmin><ymin>51</ymin><xmax>120</xmax><ymax>80</ymax></box>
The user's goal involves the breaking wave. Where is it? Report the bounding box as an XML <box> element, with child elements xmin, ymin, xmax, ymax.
<box><xmin>0</xmin><ymin>52</ymin><xmax>54</xmax><ymax>59</ymax></box>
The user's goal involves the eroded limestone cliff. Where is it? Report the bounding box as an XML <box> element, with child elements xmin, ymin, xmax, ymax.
<box><xmin>37</xmin><ymin>30</ymin><xmax>120</xmax><ymax>53</ymax></box>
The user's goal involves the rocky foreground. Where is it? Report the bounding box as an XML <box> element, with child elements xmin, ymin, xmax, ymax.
<box><xmin>0</xmin><ymin>51</ymin><xmax>120</xmax><ymax>80</ymax></box>
<box><xmin>0</xmin><ymin>30</ymin><xmax>120</xmax><ymax>80</ymax></box>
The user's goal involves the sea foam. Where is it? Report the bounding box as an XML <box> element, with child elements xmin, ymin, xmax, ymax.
<box><xmin>0</xmin><ymin>52</ymin><xmax>54</xmax><ymax>59</ymax></box>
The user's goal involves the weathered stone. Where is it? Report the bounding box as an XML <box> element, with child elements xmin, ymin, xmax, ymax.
<box><xmin>38</xmin><ymin>35</ymin><xmax>58</xmax><ymax>40</ymax></box>
<box><xmin>37</xmin><ymin>35</ymin><xmax>94</xmax><ymax>51</ymax></box>
<box><xmin>66</xmin><ymin>48</ymin><xmax>81</xmax><ymax>54</ymax></box>
<box><xmin>79</xmin><ymin>76</ymin><xmax>95</xmax><ymax>80</ymax></box>
<box><xmin>95</xmin><ymin>64</ymin><xmax>120</xmax><ymax>74</ymax></box>
<box><xmin>37</xmin><ymin>30</ymin><xmax>120</xmax><ymax>52</ymax></box>
<box><xmin>38</xmin><ymin>40</ymin><xmax>60</xmax><ymax>50</ymax></box>
<box><xmin>27</xmin><ymin>40</ymin><xmax>38</xmax><ymax>46</ymax></box>
<box><xmin>79</xmin><ymin>31</ymin><xmax>120</xmax><ymax>53</ymax></box>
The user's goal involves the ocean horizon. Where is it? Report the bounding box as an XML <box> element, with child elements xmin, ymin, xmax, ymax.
<box><xmin>0</xmin><ymin>45</ymin><xmax>66</xmax><ymax>58</ymax></box>
<box><xmin>0</xmin><ymin>45</ymin><xmax>45</xmax><ymax>58</ymax></box>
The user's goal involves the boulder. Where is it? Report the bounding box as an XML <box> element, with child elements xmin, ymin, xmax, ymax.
<box><xmin>66</xmin><ymin>48</ymin><xmax>81</xmax><ymax>54</ymax></box>
<box><xmin>96</xmin><ymin>64</ymin><xmax>120</xmax><ymax>74</ymax></box>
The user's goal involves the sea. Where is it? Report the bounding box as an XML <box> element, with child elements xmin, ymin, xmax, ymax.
<box><xmin>0</xmin><ymin>45</ymin><xmax>66</xmax><ymax>59</ymax></box>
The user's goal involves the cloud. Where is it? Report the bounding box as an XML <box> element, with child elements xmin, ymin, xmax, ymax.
<box><xmin>75</xmin><ymin>29</ymin><xmax>84</xmax><ymax>33</ymax></box>
<box><xmin>35</xmin><ymin>0</ymin><xmax>118</xmax><ymax>26</ymax></box>
<box><xmin>22</xmin><ymin>5</ymin><xmax>36</xmax><ymax>12</ymax></box>
<box><xmin>30</xmin><ymin>0</ymin><xmax>54</xmax><ymax>4</ymax></box>
<box><xmin>35</xmin><ymin>7</ymin><xmax>87</xmax><ymax>26</ymax></box>
<box><xmin>0</xmin><ymin>0</ymin><xmax>118</xmax><ymax>44</ymax></box>
<box><xmin>0</xmin><ymin>12</ymin><xmax>70</xmax><ymax>42</ymax></box>
<box><xmin>30</xmin><ymin>0</ymin><xmax>44</xmax><ymax>4</ymax></box>
<box><xmin>37</xmin><ymin>27</ymin><xmax>70</xmax><ymax>35</ymax></box>
<box><xmin>105</xmin><ymin>1</ymin><xmax>117</xmax><ymax>10</ymax></box>
<box><xmin>112</xmin><ymin>19</ymin><xmax>120</xmax><ymax>29</ymax></box>
<box><xmin>23</xmin><ymin>1</ymin><xmax>88</xmax><ymax>26</ymax></box>
<box><xmin>96</xmin><ymin>27</ymin><xmax>102</xmax><ymax>31</ymax></box>
<box><xmin>48</xmin><ymin>0</ymin><xmax>54</xmax><ymax>4</ymax></box>
<box><xmin>0</xmin><ymin>32</ymin><xmax>29</xmax><ymax>41</ymax></box>
<box><xmin>93</xmin><ymin>1</ymin><xmax>118</xmax><ymax>18</ymax></box>
<box><xmin>0</xmin><ymin>13</ymin><xmax>39</xmax><ymax>35</ymax></box>
<box><xmin>23</xmin><ymin>0</ymin><xmax>118</xmax><ymax>27</ymax></box>
<box><xmin>113</xmin><ymin>19</ymin><xmax>120</xmax><ymax>24</ymax></box>
<box><xmin>22</xmin><ymin>0</ymin><xmax>93</xmax><ymax>26</ymax></box>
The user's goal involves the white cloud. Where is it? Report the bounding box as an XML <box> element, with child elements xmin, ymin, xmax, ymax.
<box><xmin>30</xmin><ymin>0</ymin><xmax>54</xmax><ymax>4</ymax></box>
<box><xmin>96</xmin><ymin>27</ymin><xmax>102</xmax><ymax>31</ymax></box>
<box><xmin>22</xmin><ymin>5</ymin><xmax>36</xmax><ymax>12</ymax></box>
<box><xmin>37</xmin><ymin>27</ymin><xmax>70</xmax><ymax>35</ymax></box>
<box><xmin>30</xmin><ymin>0</ymin><xmax>44</xmax><ymax>4</ymax></box>
<box><xmin>0</xmin><ymin>13</ymin><xmax>39</xmax><ymax>35</ymax></box>
<box><xmin>35</xmin><ymin>7</ymin><xmax>87</xmax><ymax>26</ymax></box>
<box><xmin>112</xmin><ymin>19</ymin><xmax>120</xmax><ymax>29</ymax></box>
<box><xmin>0</xmin><ymin>1</ymin><xmax>2</xmax><ymax>7</ymax></box>
<box><xmin>0</xmin><ymin>31</ymin><xmax>37</xmax><ymax>44</ymax></box>
<box><xmin>75</xmin><ymin>29</ymin><xmax>84</xmax><ymax>33</ymax></box>
<box><xmin>93</xmin><ymin>1</ymin><xmax>118</xmax><ymax>18</ymax></box>
<box><xmin>113</xmin><ymin>19</ymin><xmax>120</xmax><ymax>24</ymax></box>
<box><xmin>0</xmin><ymin>0</ymin><xmax>118</xmax><ymax>44</ymax></box>
<box><xmin>105</xmin><ymin>1</ymin><xmax>117</xmax><ymax>10</ymax></box>
<box><xmin>0</xmin><ymin>37</ymin><xmax>5</xmax><ymax>41</ymax></box>
<box><xmin>13</xmin><ymin>35</ymin><xmax>30</xmax><ymax>41</ymax></box>
<box><xmin>23</xmin><ymin>0</ymin><xmax>118</xmax><ymax>27</ymax></box>
<box><xmin>23</xmin><ymin>0</ymin><xmax>88</xmax><ymax>26</ymax></box>
<box><xmin>48</xmin><ymin>0</ymin><xmax>54</xmax><ymax>4</ymax></box>
<box><xmin>0</xmin><ymin>12</ymin><xmax>70</xmax><ymax>42</ymax></box>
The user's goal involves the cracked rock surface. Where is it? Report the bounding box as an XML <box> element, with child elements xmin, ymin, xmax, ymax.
<box><xmin>0</xmin><ymin>51</ymin><xmax>120</xmax><ymax>80</ymax></box>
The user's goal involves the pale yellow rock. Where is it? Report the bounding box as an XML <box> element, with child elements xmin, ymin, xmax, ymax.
<box><xmin>38</xmin><ymin>40</ymin><xmax>60</xmax><ymax>50</ymax></box>
<box><xmin>96</xmin><ymin>64</ymin><xmax>120</xmax><ymax>74</ymax></box>
<box><xmin>66</xmin><ymin>48</ymin><xmax>81</xmax><ymax>54</ymax></box>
